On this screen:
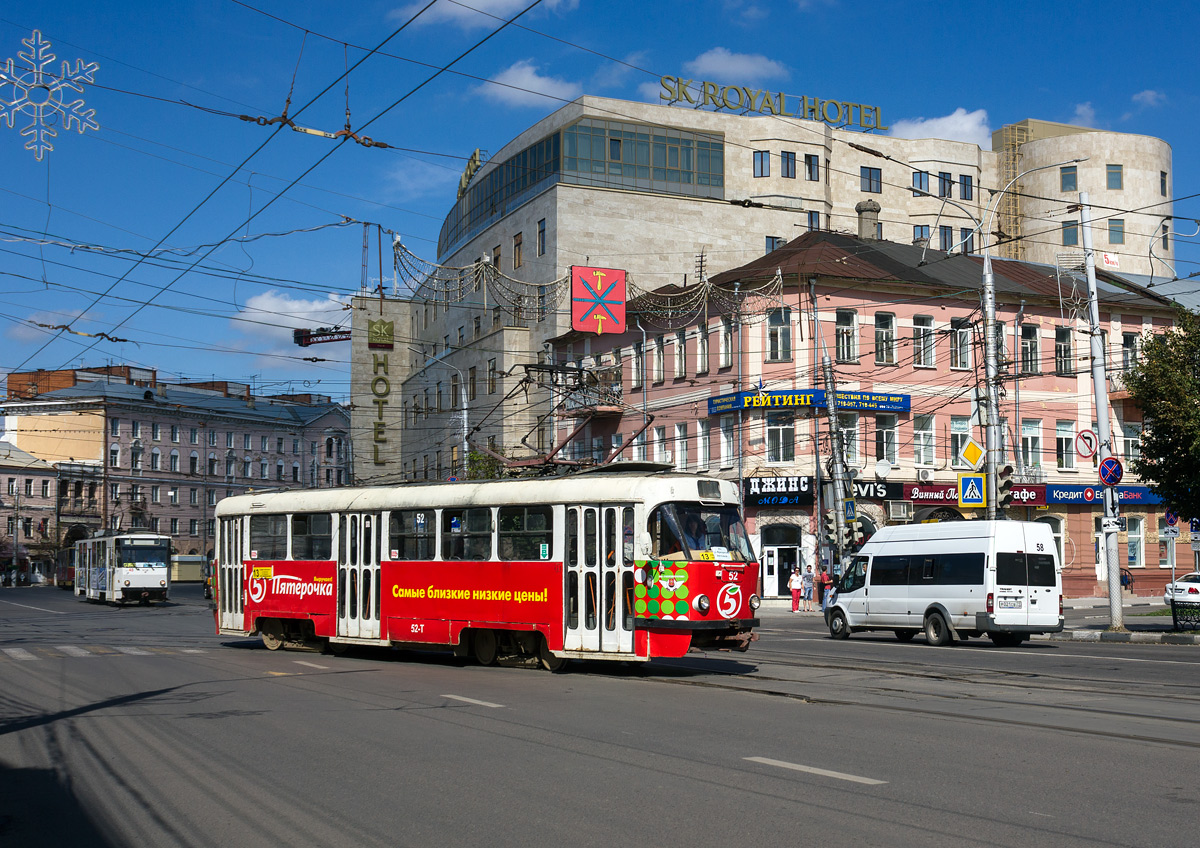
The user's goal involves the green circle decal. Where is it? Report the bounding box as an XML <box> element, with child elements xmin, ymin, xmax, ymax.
<box><xmin>660</xmin><ymin>599</ymin><xmax>674</xmax><ymax>615</ymax></box>
<box><xmin>635</xmin><ymin>598</ymin><xmax>647</xmax><ymax>613</ymax></box>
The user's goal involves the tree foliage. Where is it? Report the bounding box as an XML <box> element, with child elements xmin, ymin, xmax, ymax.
<box><xmin>1123</xmin><ymin>306</ymin><xmax>1200</xmax><ymax>517</ymax></box>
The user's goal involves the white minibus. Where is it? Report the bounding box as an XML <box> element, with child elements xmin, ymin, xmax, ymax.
<box><xmin>825</xmin><ymin>521</ymin><xmax>1064</xmax><ymax>646</ymax></box>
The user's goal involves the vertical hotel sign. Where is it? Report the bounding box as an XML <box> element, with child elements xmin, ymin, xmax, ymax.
<box><xmin>368</xmin><ymin>319</ymin><xmax>393</xmax><ymax>465</ymax></box>
<box><xmin>571</xmin><ymin>266</ymin><xmax>626</xmax><ymax>336</ymax></box>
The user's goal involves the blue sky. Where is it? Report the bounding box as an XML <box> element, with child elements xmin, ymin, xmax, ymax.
<box><xmin>2</xmin><ymin>0</ymin><xmax>1196</xmax><ymax>402</ymax></box>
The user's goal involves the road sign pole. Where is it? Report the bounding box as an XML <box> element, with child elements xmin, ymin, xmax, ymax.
<box><xmin>1080</xmin><ymin>193</ymin><xmax>1124</xmax><ymax>631</ymax></box>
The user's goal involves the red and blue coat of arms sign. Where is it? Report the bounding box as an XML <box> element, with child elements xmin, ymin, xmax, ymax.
<box><xmin>570</xmin><ymin>266</ymin><xmax>626</xmax><ymax>336</ymax></box>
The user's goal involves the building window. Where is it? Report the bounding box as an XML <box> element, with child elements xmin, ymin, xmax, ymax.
<box><xmin>1060</xmin><ymin>165</ymin><xmax>1077</xmax><ymax>192</ymax></box>
<box><xmin>876</xmin><ymin>413</ymin><xmax>898</xmax><ymax>463</ymax></box>
<box><xmin>1055</xmin><ymin>327</ymin><xmax>1073</xmax><ymax>375</ymax></box>
<box><xmin>781</xmin><ymin>150</ymin><xmax>796</xmax><ymax>179</ymax></box>
<box><xmin>951</xmin><ymin>416</ymin><xmax>971</xmax><ymax>468</ymax></box>
<box><xmin>1056</xmin><ymin>421</ymin><xmax>1076</xmax><ymax>470</ymax></box>
<box><xmin>937</xmin><ymin>171</ymin><xmax>953</xmax><ymax>198</ymax></box>
<box><xmin>674</xmin><ymin>423</ymin><xmax>688</xmax><ymax>471</ymax></box>
<box><xmin>209</xmin><ymin>430</ymin><xmax>218</xmax><ymax>447</ymax></box>
<box><xmin>537</xmin><ymin>218</ymin><xmax>546</xmax><ymax>255</ymax></box>
<box><xmin>512</xmin><ymin>232</ymin><xmax>523</xmax><ymax>269</ymax></box>
<box><xmin>110</xmin><ymin>418</ymin><xmax>120</xmax><ymax>436</ymax></box>
<box><xmin>860</xmin><ymin>166</ymin><xmax>881</xmax><ymax>193</ymax></box>
<box><xmin>170</xmin><ymin>424</ymin><xmax>179</xmax><ymax>443</ymax></box>
<box><xmin>1108</xmin><ymin>218</ymin><xmax>1125</xmax><ymax>244</ymax></box>
<box><xmin>1020</xmin><ymin>324</ymin><xmax>1040</xmax><ymax>374</ymax></box>
<box><xmin>1062</xmin><ymin>220</ymin><xmax>1079</xmax><ymax>246</ymax></box>
<box><xmin>652</xmin><ymin>335</ymin><xmax>665</xmax><ymax>383</ymax></box>
<box><xmin>1122</xmin><ymin>332</ymin><xmax>1140</xmax><ymax>371</ymax></box>
<box><xmin>1106</xmin><ymin>163</ymin><xmax>1123</xmax><ymax>190</ymax></box>
<box><xmin>696</xmin><ymin>324</ymin><xmax>709</xmax><ymax>374</ymax></box>
<box><xmin>1161</xmin><ymin>171</ymin><xmax>1168</xmax><ymax>197</ymax></box>
<box><xmin>807</xmin><ymin>210</ymin><xmax>820</xmax><ymax>232</ymax></box>
<box><xmin>913</xmin><ymin>224</ymin><xmax>930</xmax><ymax>243</ymax></box>
<box><xmin>1127</xmin><ymin>517</ymin><xmax>1144</xmax><ymax>568</ymax></box>
<box><xmin>835</xmin><ymin>310</ymin><xmax>857</xmax><ymax>362</ymax></box>
<box><xmin>487</xmin><ymin>359</ymin><xmax>497</xmax><ymax>394</ymax></box>
<box><xmin>631</xmin><ymin>342</ymin><xmax>644</xmax><ymax>388</ymax></box>
<box><xmin>1021</xmin><ymin>420</ymin><xmax>1042</xmax><ymax>468</ymax></box>
<box><xmin>766</xmin><ymin>235</ymin><xmax>786</xmax><ymax>253</ymax></box>
<box><xmin>768</xmin><ymin>308</ymin><xmax>791</xmax><ymax>361</ymax></box>
<box><xmin>492</xmin><ymin>244</ymin><xmax>501</xmax><ymax>268</ymax></box>
<box><xmin>109</xmin><ymin>446</ymin><xmax>120</xmax><ymax>468</ymax></box>
<box><xmin>753</xmin><ymin>150</ymin><xmax>770</xmax><ymax>177</ymax></box>
<box><xmin>960</xmin><ymin>174</ymin><xmax>973</xmax><ymax>201</ymax></box>
<box><xmin>912</xmin><ymin>171</ymin><xmax>929</xmax><ymax>196</ymax></box>
<box><xmin>914</xmin><ymin>414</ymin><xmax>935</xmax><ymax>466</ymax></box>
<box><xmin>939</xmin><ymin>225</ymin><xmax>953</xmax><ymax>252</ymax></box>
<box><xmin>838</xmin><ymin>412</ymin><xmax>859</xmax><ymax>466</ymax></box>
<box><xmin>696</xmin><ymin>420</ymin><xmax>710</xmax><ymax>469</ymax></box>
<box><xmin>150</xmin><ymin>449</ymin><xmax>160</xmax><ymax>471</ymax></box>
<box><xmin>874</xmin><ymin>312</ymin><xmax>896</xmax><ymax>365</ymax></box>
<box><xmin>720</xmin><ymin>316</ymin><xmax>733</xmax><ymax>368</ymax></box>
<box><xmin>1163</xmin><ymin>221</ymin><xmax>1170</xmax><ymax>251</ymax></box>
<box><xmin>1123</xmin><ymin>420</ymin><xmax>1142</xmax><ymax>461</ymax></box>
<box><xmin>765</xmin><ymin>411</ymin><xmax>795</xmax><ymax>463</ymax></box>
<box><xmin>959</xmin><ymin>228</ymin><xmax>975</xmax><ymax>254</ymax></box>
<box><xmin>950</xmin><ymin>322</ymin><xmax>971</xmax><ymax>369</ymax></box>
<box><xmin>804</xmin><ymin>154</ymin><xmax>819</xmax><ymax>181</ymax></box>
<box><xmin>652</xmin><ymin>426</ymin><xmax>667</xmax><ymax>464</ymax></box>
<box><xmin>719</xmin><ymin>415</ymin><xmax>735</xmax><ymax>468</ymax></box>
<box><xmin>913</xmin><ymin>315</ymin><xmax>934</xmax><ymax>367</ymax></box>
<box><xmin>674</xmin><ymin>330</ymin><xmax>686</xmax><ymax>378</ymax></box>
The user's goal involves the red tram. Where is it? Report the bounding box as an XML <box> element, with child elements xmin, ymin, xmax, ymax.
<box><xmin>212</xmin><ymin>469</ymin><xmax>760</xmax><ymax>668</ymax></box>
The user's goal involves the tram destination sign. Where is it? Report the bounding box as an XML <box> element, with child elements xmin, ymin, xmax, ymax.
<box><xmin>710</xmin><ymin>389</ymin><xmax>909</xmax><ymax>416</ymax></box>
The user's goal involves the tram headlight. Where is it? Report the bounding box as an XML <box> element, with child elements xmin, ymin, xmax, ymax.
<box><xmin>123</xmin><ymin>579</ymin><xmax>131</xmax><ymax>587</ymax></box>
<box><xmin>749</xmin><ymin>594</ymin><xmax>761</xmax><ymax>610</ymax></box>
<box><xmin>159</xmin><ymin>579</ymin><xmax>167</xmax><ymax>587</ymax></box>
<box><xmin>694</xmin><ymin>594</ymin><xmax>710</xmax><ymax>614</ymax></box>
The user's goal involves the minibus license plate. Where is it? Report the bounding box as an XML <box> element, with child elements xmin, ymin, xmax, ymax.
<box><xmin>998</xmin><ymin>597</ymin><xmax>1022</xmax><ymax>609</ymax></box>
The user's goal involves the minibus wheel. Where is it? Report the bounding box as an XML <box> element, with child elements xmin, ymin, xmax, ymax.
<box><xmin>828</xmin><ymin>609</ymin><xmax>850</xmax><ymax>640</ymax></box>
<box><xmin>924</xmin><ymin>612</ymin><xmax>953</xmax><ymax>646</ymax></box>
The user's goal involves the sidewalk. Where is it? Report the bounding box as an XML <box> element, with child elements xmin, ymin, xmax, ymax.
<box><xmin>1045</xmin><ymin>596</ymin><xmax>1200</xmax><ymax>644</ymax></box>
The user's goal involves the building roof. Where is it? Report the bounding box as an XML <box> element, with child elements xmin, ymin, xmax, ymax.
<box><xmin>0</xmin><ymin>442</ymin><xmax>54</xmax><ymax>471</ymax></box>
<box><xmin>3</xmin><ymin>380</ymin><xmax>348</xmax><ymax>428</ymax></box>
<box><xmin>709</xmin><ymin>231</ymin><xmax>1176</xmax><ymax>312</ymax></box>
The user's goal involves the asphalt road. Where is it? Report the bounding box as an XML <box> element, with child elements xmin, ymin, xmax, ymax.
<box><xmin>1</xmin><ymin>586</ymin><xmax>1197</xmax><ymax>847</ymax></box>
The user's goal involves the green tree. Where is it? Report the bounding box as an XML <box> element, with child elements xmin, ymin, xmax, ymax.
<box><xmin>1123</xmin><ymin>306</ymin><xmax>1200</xmax><ymax>517</ymax></box>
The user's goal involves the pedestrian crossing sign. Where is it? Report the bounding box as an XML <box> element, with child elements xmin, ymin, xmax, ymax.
<box><xmin>957</xmin><ymin>472</ymin><xmax>987</xmax><ymax>508</ymax></box>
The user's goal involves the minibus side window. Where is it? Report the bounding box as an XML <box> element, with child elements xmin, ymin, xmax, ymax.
<box><xmin>840</xmin><ymin>556</ymin><xmax>867</xmax><ymax>593</ymax></box>
<box><xmin>938</xmin><ymin>553</ymin><xmax>985</xmax><ymax>585</ymax></box>
<box><xmin>870</xmin><ymin>555</ymin><xmax>908</xmax><ymax>586</ymax></box>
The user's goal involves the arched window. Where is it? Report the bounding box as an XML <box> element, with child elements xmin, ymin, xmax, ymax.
<box><xmin>1035</xmin><ymin>515</ymin><xmax>1064</xmax><ymax>563</ymax></box>
<box><xmin>170</xmin><ymin>449</ymin><xmax>180</xmax><ymax>472</ymax></box>
<box><xmin>189</xmin><ymin>451</ymin><xmax>199</xmax><ymax>474</ymax></box>
<box><xmin>150</xmin><ymin>448</ymin><xmax>161</xmax><ymax>471</ymax></box>
<box><xmin>109</xmin><ymin>444</ymin><xmax>121</xmax><ymax>468</ymax></box>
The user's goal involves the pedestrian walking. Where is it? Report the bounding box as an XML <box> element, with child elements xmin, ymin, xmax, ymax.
<box><xmin>801</xmin><ymin>565</ymin><xmax>815</xmax><ymax>612</ymax></box>
<box><xmin>787</xmin><ymin>567</ymin><xmax>803</xmax><ymax>613</ymax></box>
<box><xmin>816</xmin><ymin>565</ymin><xmax>832</xmax><ymax>611</ymax></box>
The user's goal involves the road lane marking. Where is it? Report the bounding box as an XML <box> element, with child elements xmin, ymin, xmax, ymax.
<box><xmin>114</xmin><ymin>647</ymin><xmax>151</xmax><ymax>655</ymax></box>
<box><xmin>443</xmin><ymin>694</ymin><xmax>504</xmax><ymax>709</ymax></box>
<box><xmin>3</xmin><ymin>648</ymin><xmax>38</xmax><ymax>661</ymax></box>
<box><xmin>181</xmin><ymin>649</ymin><xmax>206</xmax><ymax>654</ymax></box>
<box><xmin>745</xmin><ymin>757</ymin><xmax>887</xmax><ymax>786</ymax></box>
<box><xmin>55</xmin><ymin>645</ymin><xmax>92</xmax><ymax>657</ymax></box>
<box><xmin>294</xmin><ymin>661</ymin><xmax>329</xmax><ymax>670</ymax></box>
<box><xmin>0</xmin><ymin>599</ymin><xmax>65</xmax><ymax>614</ymax></box>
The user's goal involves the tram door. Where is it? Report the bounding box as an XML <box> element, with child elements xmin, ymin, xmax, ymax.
<box><xmin>338</xmin><ymin>513</ymin><xmax>381</xmax><ymax>640</ymax></box>
<box><xmin>217</xmin><ymin>517</ymin><xmax>245</xmax><ymax>632</ymax></box>
<box><xmin>563</xmin><ymin>505</ymin><xmax>635</xmax><ymax>654</ymax></box>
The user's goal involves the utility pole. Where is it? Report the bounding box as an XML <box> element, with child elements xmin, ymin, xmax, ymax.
<box><xmin>1080</xmin><ymin>192</ymin><xmax>1124</xmax><ymax>631</ymax></box>
<box><xmin>982</xmin><ymin>253</ymin><xmax>1002</xmax><ymax>521</ymax></box>
<box><xmin>821</xmin><ymin>350</ymin><xmax>849</xmax><ymax>572</ymax></box>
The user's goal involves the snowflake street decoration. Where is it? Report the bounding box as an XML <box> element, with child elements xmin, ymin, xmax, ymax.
<box><xmin>0</xmin><ymin>29</ymin><xmax>99</xmax><ymax>161</ymax></box>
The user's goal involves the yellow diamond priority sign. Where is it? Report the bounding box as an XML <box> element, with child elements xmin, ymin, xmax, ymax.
<box><xmin>961</xmin><ymin>437</ymin><xmax>985</xmax><ymax>471</ymax></box>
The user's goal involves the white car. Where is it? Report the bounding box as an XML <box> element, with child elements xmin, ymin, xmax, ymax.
<box><xmin>1163</xmin><ymin>572</ymin><xmax>1200</xmax><ymax>605</ymax></box>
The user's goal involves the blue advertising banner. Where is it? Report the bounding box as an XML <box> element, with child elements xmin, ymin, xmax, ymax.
<box><xmin>1044</xmin><ymin>484</ymin><xmax>1162</xmax><ymax>505</ymax></box>
<box><xmin>708</xmin><ymin>389</ymin><xmax>910</xmax><ymax>416</ymax></box>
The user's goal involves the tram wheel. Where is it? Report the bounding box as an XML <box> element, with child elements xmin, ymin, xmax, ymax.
<box><xmin>472</xmin><ymin>629</ymin><xmax>498</xmax><ymax>666</ymax></box>
<box><xmin>260</xmin><ymin>620</ymin><xmax>284</xmax><ymax>651</ymax></box>
<box><xmin>538</xmin><ymin>637</ymin><xmax>569</xmax><ymax>673</ymax></box>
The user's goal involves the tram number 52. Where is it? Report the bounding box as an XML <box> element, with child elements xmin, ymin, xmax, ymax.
<box><xmin>411</xmin><ymin>623</ymin><xmax>424</xmax><ymax>634</ymax></box>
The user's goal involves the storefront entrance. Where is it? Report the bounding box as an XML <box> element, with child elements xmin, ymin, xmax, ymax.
<box><xmin>761</xmin><ymin>524</ymin><xmax>804</xmax><ymax>598</ymax></box>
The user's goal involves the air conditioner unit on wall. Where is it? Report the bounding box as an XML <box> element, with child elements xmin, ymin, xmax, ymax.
<box><xmin>886</xmin><ymin>500</ymin><xmax>913</xmax><ymax>521</ymax></box>
<box><xmin>917</xmin><ymin>468</ymin><xmax>934</xmax><ymax>483</ymax></box>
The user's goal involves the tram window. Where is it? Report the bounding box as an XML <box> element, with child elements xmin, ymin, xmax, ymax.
<box><xmin>567</xmin><ymin>573</ymin><xmax>579</xmax><ymax>629</ymax></box>
<box><xmin>249</xmin><ymin>515</ymin><xmax>287</xmax><ymax>560</ymax></box>
<box><xmin>584</xmin><ymin>509</ymin><xmax>598</xmax><ymax>567</ymax></box>
<box><xmin>584</xmin><ymin>572</ymin><xmax>597</xmax><ymax>629</ymax></box>
<box><xmin>603</xmin><ymin>508</ymin><xmax>617</xmax><ymax>566</ymax></box>
<box><xmin>567</xmin><ymin>510</ymin><xmax>579</xmax><ymax>565</ymax></box>
<box><xmin>622</xmin><ymin>508</ymin><xmax>635</xmax><ymax>562</ymax></box>
<box><xmin>291</xmin><ymin>513</ymin><xmax>332</xmax><ymax>560</ymax></box>
<box><xmin>349</xmin><ymin>516</ymin><xmax>359</xmax><ymax>566</ymax></box>
<box><xmin>361</xmin><ymin>567</ymin><xmax>371</xmax><ymax>620</ymax></box>
<box><xmin>389</xmin><ymin>510</ymin><xmax>435</xmax><ymax>560</ymax></box>
<box><xmin>364</xmin><ymin>515</ymin><xmax>375</xmax><ymax>566</ymax></box>
<box><xmin>498</xmin><ymin>506</ymin><xmax>553</xmax><ymax>561</ymax></box>
<box><xmin>604</xmin><ymin>572</ymin><xmax>617</xmax><ymax>631</ymax></box>
<box><xmin>649</xmin><ymin>508</ymin><xmax>684</xmax><ymax>560</ymax></box>
<box><xmin>349</xmin><ymin>569</ymin><xmax>358</xmax><ymax>619</ymax></box>
<box><xmin>442</xmin><ymin>508</ymin><xmax>493</xmax><ymax>560</ymax></box>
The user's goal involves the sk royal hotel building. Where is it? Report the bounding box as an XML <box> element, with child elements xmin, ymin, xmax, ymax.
<box><xmin>351</xmin><ymin>75</ymin><xmax>1180</xmax><ymax>599</ymax></box>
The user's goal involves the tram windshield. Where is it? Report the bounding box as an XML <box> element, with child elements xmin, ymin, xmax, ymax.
<box><xmin>649</xmin><ymin>504</ymin><xmax>755</xmax><ymax>563</ymax></box>
<box><xmin>116</xmin><ymin>540</ymin><xmax>170</xmax><ymax>568</ymax></box>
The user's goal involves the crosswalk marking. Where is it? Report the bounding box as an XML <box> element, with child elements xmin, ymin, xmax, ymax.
<box><xmin>3</xmin><ymin>648</ymin><xmax>38</xmax><ymax>661</ymax></box>
<box><xmin>114</xmin><ymin>646</ymin><xmax>151</xmax><ymax>655</ymax></box>
<box><xmin>55</xmin><ymin>645</ymin><xmax>93</xmax><ymax>657</ymax></box>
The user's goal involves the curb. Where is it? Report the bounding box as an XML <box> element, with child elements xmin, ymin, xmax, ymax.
<box><xmin>1033</xmin><ymin>630</ymin><xmax>1200</xmax><ymax>645</ymax></box>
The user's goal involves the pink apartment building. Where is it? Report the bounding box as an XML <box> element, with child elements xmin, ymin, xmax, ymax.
<box><xmin>551</xmin><ymin>230</ymin><xmax>1180</xmax><ymax>600</ymax></box>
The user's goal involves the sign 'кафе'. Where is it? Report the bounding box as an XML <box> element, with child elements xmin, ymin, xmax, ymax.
<box><xmin>659</xmin><ymin>76</ymin><xmax>888</xmax><ymax>131</ymax></box>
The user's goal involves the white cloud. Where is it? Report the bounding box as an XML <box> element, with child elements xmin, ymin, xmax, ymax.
<box><xmin>383</xmin><ymin>158</ymin><xmax>461</xmax><ymax>203</ymax></box>
<box><xmin>682</xmin><ymin>47</ymin><xmax>789</xmax><ymax>85</ymax></box>
<box><xmin>889</xmin><ymin>108</ymin><xmax>992</xmax><ymax>149</ymax></box>
<box><xmin>1072</xmin><ymin>102</ymin><xmax>1097</xmax><ymax>127</ymax></box>
<box><xmin>232</xmin><ymin>291</ymin><xmax>349</xmax><ymax>349</ymax></box>
<box><xmin>474</xmin><ymin>60</ymin><xmax>581</xmax><ymax>108</ymax></box>
<box><xmin>1132</xmin><ymin>89</ymin><xmax>1166</xmax><ymax>108</ymax></box>
<box><xmin>391</xmin><ymin>0</ymin><xmax>578</xmax><ymax>29</ymax></box>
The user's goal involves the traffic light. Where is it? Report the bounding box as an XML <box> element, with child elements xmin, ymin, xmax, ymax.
<box><xmin>823</xmin><ymin>511</ymin><xmax>838</xmax><ymax>545</ymax></box>
<box><xmin>997</xmin><ymin>463</ymin><xmax>1015</xmax><ymax>508</ymax></box>
<box><xmin>850</xmin><ymin>518</ymin><xmax>866</xmax><ymax>546</ymax></box>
